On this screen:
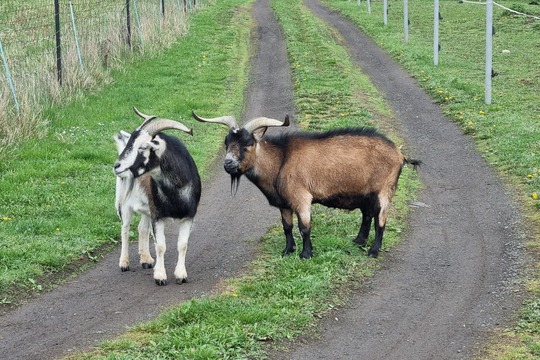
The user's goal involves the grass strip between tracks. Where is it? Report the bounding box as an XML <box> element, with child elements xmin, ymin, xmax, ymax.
<box><xmin>66</xmin><ymin>0</ymin><xmax>421</xmax><ymax>359</ymax></box>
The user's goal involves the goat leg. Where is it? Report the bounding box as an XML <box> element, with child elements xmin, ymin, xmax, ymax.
<box><xmin>297</xmin><ymin>207</ymin><xmax>313</xmax><ymax>259</ymax></box>
<box><xmin>119</xmin><ymin>209</ymin><xmax>133</xmax><ymax>272</ymax></box>
<box><xmin>138</xmin><ymin>214</ymin><xmax>154</xmax><ymax>269</ymax></box>
<box><xmin>174</xmin><ymin>218</ymin><xmax>193</xmax><ymax>284</ymax></box>
<box><xmin>369</xmin><ymin>222</ymin><xmax>385</xmax><ymax>258</ymax></box>
<box><xmin>280</xmin><ymin>208</ymin><xmax>296</xmax><ymax>256</ymax></box>
<box><xmin>353</xmin><ymin>210</ymin><xmax>373</xmax><ymax>246</ymax></box>
<box><xmin>152</xmin><ymin>221</ymin><xmax>168</xmax><ymax>286</ymax></box>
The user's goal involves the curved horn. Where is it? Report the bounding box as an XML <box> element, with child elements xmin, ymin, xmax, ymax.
<box><xmin>133</xmin><ymin>107</ymin><xmax>157</xmax><ymax>130</ymax></box>
<box><xmin>143</xmin><ymin>119</ymin><xmax>193</xmax><ymax>136</ymax></box>
<box><xmin>192</xmin><ymin>110</ymin><xmax>238</xmax><ymax>130</ymax></box>
<box><xmin>243</xmin><ymin>115</ymin><xmax>290</xmax><ymax>134</ymax></box>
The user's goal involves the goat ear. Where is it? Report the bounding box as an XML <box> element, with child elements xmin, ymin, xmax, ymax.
<box><xmin>253</xmin><ymin>127</ymin><xmax>267</xmax><ymax>143</ymax></box>
<box><xmin>147</xmin><ymin>137</ymin><xmax>167</xmax><ymax>157</ymax></box>
<box><xmin>148</xmin><ymin>140</ymin><xmax>161</xmax><ymax>151</ymax></box>
<box><xmin>120</xmin><ymin>130</ymin><xmax>131</xmax><ymax>138</ymax></box>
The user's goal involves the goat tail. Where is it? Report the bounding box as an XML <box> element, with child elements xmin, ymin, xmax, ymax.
<box><xmin>404</xmin><ymin>158</ymin><xmax>422</xmax><ymax>170</ymax></box>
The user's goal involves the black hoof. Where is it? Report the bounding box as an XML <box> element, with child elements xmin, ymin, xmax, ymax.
<box><xmin>176</xmin><ymin>278</ymin><xmax>187</xmax><ymax>285</ymax></box>
<box><xmin>282</xmin><ymin>248</ymin><xmax>295</xmax><ymax>257</ymax></box>
<box><xmin>155</xmin><ymin>279</ymin><xmax>167</xmax><ymax>286</ymax></box>
<box><xmin>141</xmin><ymin>263</ymin><xmax>153</xmax><ymax>269</ymax></box>
<box><xmin>368</xmin><ymin>249</ymin><xmax>379</xmax><ymax>258</ymax></box>
<box><xmin>299</xmin><ymin>251</ymin><xmax>312</xmax><ymax>259</ymax></box>
<box><xmin>120</xmin><ymin>266</ymin><xmax>130</xmax><ymax>272</ymax></box>
<box><xmin>353</xmin><ymin>238</ymin><xmax>367</xmax><ymax>246</ymax></box>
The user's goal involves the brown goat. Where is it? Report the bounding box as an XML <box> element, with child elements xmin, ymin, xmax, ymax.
<box><xmin>193</xmin><ymin>111</ymin><xmax>419</xmax><ymax>258</ymax></box>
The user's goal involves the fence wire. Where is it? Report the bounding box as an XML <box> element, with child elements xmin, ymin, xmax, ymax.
<box><xmin>0</xmin><ymin>0</ymin><xmax>198</xmax><ymax>116</ymax></box>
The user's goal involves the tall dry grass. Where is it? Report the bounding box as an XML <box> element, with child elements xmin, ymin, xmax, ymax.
<box><xmin>0</xmin><ymin>0</ymin><xmax>201</xmax><ymax>155</ymax></box>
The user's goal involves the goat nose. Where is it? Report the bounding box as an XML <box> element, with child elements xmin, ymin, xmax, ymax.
<box><xmin>113</xmin><ymin>162</ymin><xmax>123</xmax><ymax>175</ymax></box>
<box><xmin>224</xmin><ymin>158</ymin><xmax>238</xmax><ymax>174</ymax></box>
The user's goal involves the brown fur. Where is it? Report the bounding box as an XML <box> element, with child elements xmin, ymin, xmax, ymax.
<box><xmin>230</xmin><ymin>128</ymin><xmax>408</xmax><ymax>259</ymax></box>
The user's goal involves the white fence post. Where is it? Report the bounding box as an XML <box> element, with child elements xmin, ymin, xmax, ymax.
<box><xmin>0</xmin><ymin>39</ymin><xmax>20</xmax><ymax>114</ymax></box>
<box><xmin>384</xmin><ymin>0</ymin><xmax>388</xmax><ymax>25</ymax></box>
<box><xmin>69</xmin><ymin>1</ymin><xmax>84</xmax><ymax>72</ymax></box>
<box><xmin>434</xmin><ymin>0</ymin><xmax>439</xmax><ymax>65</ymax></box>
<box><xmin>133</xmin><ymin>0</ymin><xmax>144</xmax><ymax>48</ymax></box>
<box><xmin>485</xmin><ymin>0</ymin><xmax>493</xmax><ymax>104</ymax></box>
<box><xmin>404</xmin><ymin>0</ymin><xmax>409</xmax><ymax>43</ymax></box>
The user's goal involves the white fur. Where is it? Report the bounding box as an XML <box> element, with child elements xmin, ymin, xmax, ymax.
<box><xmin>114</xmin><ymin>130</ymin><xmax>195</xmax><ymax>285</ymax></box>
<box><xmin>114</xmin><ymin>133</ymin><xmax>154</xmax><ymax>272</ymax></box>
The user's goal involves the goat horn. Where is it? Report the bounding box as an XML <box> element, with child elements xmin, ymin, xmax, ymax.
<box><xmin>192</xmin><ymin>110</ymin><xmax>238</xmax><ymax>130</ymax></box>
<box><xmin>243</xmin><ymin>115</ymin><xmax>290</xmax><ymax>134</ymax></box>
<box><xmin>143</xmin><ymin>119</ymin><xmax>193</xmax><ymax>136</ymax></box>
<box><xmin>133</xmin><ymin>107</ymin><xmax>158</xmax><ymax>130</ymax></box>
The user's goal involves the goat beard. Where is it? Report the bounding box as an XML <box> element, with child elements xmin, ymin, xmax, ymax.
<box><xmin>230</xmin><ymin>174</ymin><xmax>241</xmax><ymax>196</ymax></box>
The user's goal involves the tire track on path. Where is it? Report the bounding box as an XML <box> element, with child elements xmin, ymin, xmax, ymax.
<box><xmin>0</xmin><ymin>1</ymin><xmax>293</xmax><ymax>358</ymax></box>
<box><xmin>274</xmin><ymin>1</ymin><xmax>526</xmax><ymax>359</ymax></box>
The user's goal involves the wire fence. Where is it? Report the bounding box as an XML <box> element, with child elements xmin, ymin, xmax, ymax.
<box><xmin>349</xmin><ymin>0</ymin><xmax>539</xmax><ymax>104</ymax></box>
<box><xmin>0</xmin><ymin>0</ymin><xmax>202</xmax><ymax>122</ymax></box>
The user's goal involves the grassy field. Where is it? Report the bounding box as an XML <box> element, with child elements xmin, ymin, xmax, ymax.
<box><xmin>320</xmin><ymin>0</ymin><xmax>540</xmax><ymax>358</ymax></box>
<box><xmin>1</xmin><ymin>0</ymin><xmax>538</xmax><ymax>358</ymax></box>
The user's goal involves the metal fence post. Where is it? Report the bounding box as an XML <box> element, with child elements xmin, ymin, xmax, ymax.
<box><xmin>383</xmin><ymin>0</ymin><xmax>388</xmax><ymax>25</ymax></box>
<box><xmin>133</xmin><ymin>0</ymin><xmax>143</xmax><ymax>48</ymax></box>
<box><xmin>434</xmin><ymin>0</ymin><xmax>439</xmax><ymax>65</ymax></box>
<box><xmin>404</xmin><ymin>0</ymin><xmax>408</xmax><ymax>43</ymax></box>
<box><xmin>127</xmin><ymin>0</ymin><xmax>132</xmax><ymax>48</ymax></box>
<box><xmin>54</xmin><ymin>0</ymin><xmax>62</xmax><ymax>85</ymax></box>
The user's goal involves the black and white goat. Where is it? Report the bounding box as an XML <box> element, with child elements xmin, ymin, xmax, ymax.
<box><xmin>114</xmin><ymin>108</ymin><xmax>201</xmax><ymax>285</ymax></box>
<box><xmin>193</xmin><ymin>111</ymin><xmax>419</xmax><ymax>259</ymax></box>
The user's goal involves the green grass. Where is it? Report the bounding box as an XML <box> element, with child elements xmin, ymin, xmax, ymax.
<box><xmin>0</xmin><ymin>0</ymin><xmax>197</xmax><ymax>154</ymax></box>
<box><xmin>0</xmin><ymin>0</ymin><xmax>252</xmax><ymax>303</ymax></box>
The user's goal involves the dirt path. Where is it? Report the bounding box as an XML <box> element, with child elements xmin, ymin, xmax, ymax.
<box><xmin>0</xmin><ymin>0</ymin><xmax>527</xmax><ymax>359</ymax></box>
<box><xmin>0</xmin><ymin>1</ymin><xmax>293</xmax><ymax>359</ymax></box>
<box><xmin>273</xmin><ymin>1</ymin><xmax>527</xmax><ymax>359</ymax></box>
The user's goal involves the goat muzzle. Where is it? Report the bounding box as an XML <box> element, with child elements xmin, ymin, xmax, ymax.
<box><xmin>224</xmin><ymin>158</ymin><xmax>239</xmax><ymax>175</ymax></box>
<box><xmin>113</xmin><ymin>162</ymin><xmax>130</xmax><ymax>178</ymax></box>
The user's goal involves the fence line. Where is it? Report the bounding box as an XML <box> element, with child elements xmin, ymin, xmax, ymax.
<box><xmin>0</xmin><ymin>0</ymin><xmax>202</xmax><ymax>119</ymax></box>
<box><xmin>350</xmin><ymin>0</ymin><xmax>539</xmax><ymax>104</ymax></box>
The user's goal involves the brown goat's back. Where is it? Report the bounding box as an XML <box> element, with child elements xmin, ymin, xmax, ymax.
<box><xmin>277</xmin><ymin>131</ymin><xmax>404</xmax><ymax>207</ymax></box>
